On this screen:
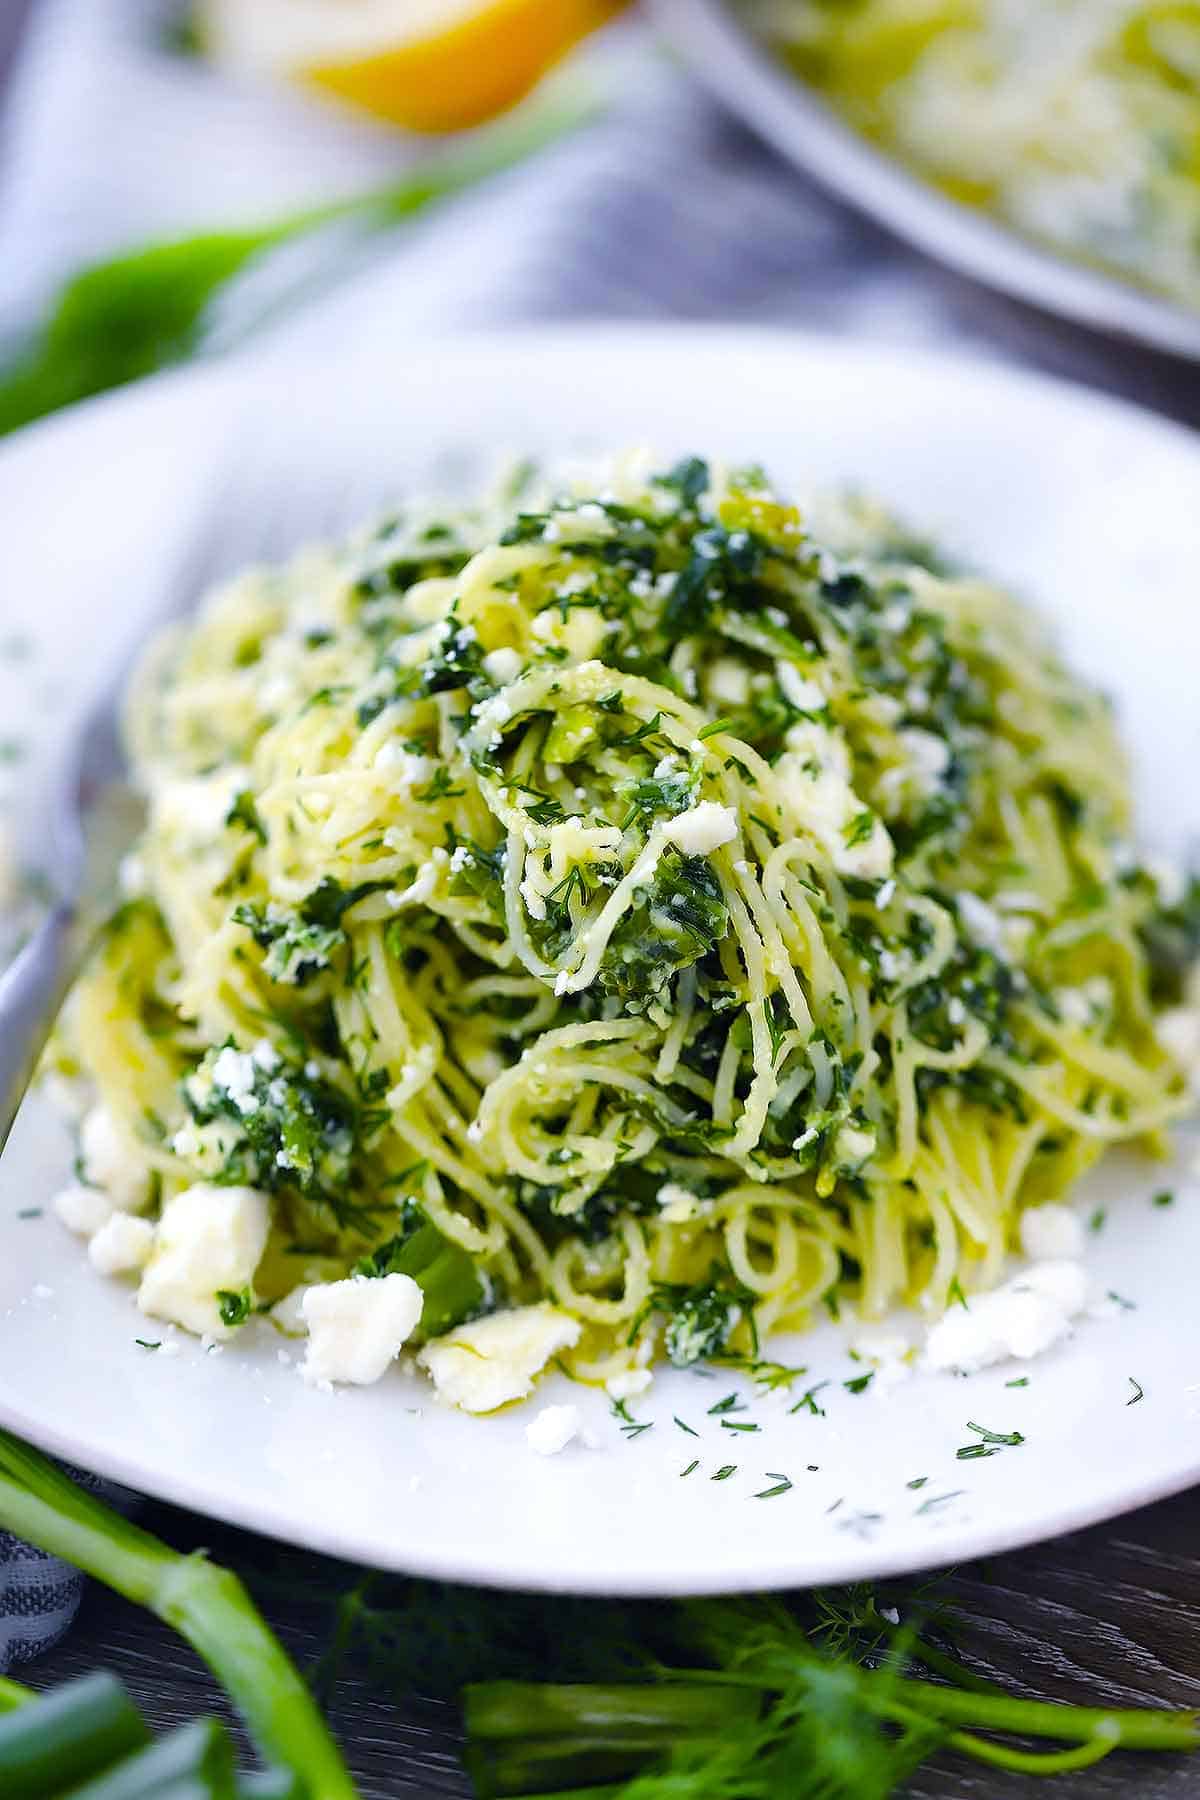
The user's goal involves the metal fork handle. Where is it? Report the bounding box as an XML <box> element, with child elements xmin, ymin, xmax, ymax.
<box><xmin>0</xmin><ymin>901</ymin><xmax>83</xmax><ymax>1154</ymax></box>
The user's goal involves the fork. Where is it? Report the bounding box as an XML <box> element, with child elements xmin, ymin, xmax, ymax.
<box><xmin>0</xmin><ymin>426</ymin><xmax>388</xmax><ymax>1154</ymax></box>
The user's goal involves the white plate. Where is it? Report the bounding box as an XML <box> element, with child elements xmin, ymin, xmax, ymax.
<box><xmin>650</xmin><ymin>0</ymin><xmax>1200</xmax><ymax>364</ymax></box>
<box><xmin>1</xmin><ymin>326</ymin><xmax>1199</xmax><ymax>1596</ymax></box>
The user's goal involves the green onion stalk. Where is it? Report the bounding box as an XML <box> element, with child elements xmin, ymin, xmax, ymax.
<box><xmin>463</xmin><ymin>1624</ymin><xmax>1200</xmax><ymax>1796</ymax></box>
<box><xmin>0</xmin><ymin>1430</ymin><xmax>358</xmax><ymax>1799</ymax></box>
<box><xmin>0</xmin><ymin>95</ymin><xmax>595</xmax><ymax>437</ymax></box>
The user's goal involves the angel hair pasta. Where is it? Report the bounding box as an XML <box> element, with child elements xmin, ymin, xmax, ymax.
<box><xmin>52</xmin><ymin>450</ymin><xmax>1191</xmax><ymax>1405</ymax></box>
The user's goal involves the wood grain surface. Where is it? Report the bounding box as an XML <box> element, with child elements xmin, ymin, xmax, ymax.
<box><xmin>18</xmin><ymin>1484</ymin><xmax>1200</xmax><ymax>1799</ymax></box>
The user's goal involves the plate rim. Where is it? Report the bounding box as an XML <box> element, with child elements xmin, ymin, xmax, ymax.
<box><xmin>2</xmin><ymin>321</ymin><xmax>1200</xmax><ymax>1595</ymax></box>
<box><xmin>6</xmin><ymin>1379</ymin><xmax>1200</xmax><ymax>1597</ymax></box>
<box><xmin>649</xmin><ymin>0</ymin><xmax>1200</xmax><ymax>364</ymax></box>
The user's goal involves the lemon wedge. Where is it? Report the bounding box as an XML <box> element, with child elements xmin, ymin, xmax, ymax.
<box><xmin>199</xmin><ymin>0</ymin><xmax>626</xmax><ymax>133</ymax></box>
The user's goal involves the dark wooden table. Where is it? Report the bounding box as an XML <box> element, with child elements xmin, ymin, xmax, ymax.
<box><xmin>5</xmin><ymin>9</ymin><xmax>1200</xmax><ymax>1799</ymax></box>
<box><xmin>23</xmin><ymin>1483</ymin><xmax>1200</xmax><ymax>1799</ymax></box>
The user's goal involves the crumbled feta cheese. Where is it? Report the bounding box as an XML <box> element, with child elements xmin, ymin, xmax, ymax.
<box><xmin>656</xmin><ymin>1182</ymin><xmax>703</xmax><ymax>1224</ymax></box>
<box><xmin>209</xmin><ymin>1046</ymin><xmax>261</xmax><ymax>1115</ymax></box>
<box><xmin>88</xmin><ymin>1213</ymin><xmax>156</xmax><ymax>1277</ymax></box>
<box><xmin>1019</xmin><ymin>1203</ymin><xmax>1085</xmax><ymax>1263</ymax></box>
<box><xmin>955</xmin><ymin>892</ymin><xmax>1007</xmax><ymax>953</ymax></box>
<box><xmin>663</xmin><ymin>802</ymin><xmax>737</xmax><ymax>856</ymax></box>
<box><xmin>776</xmin><ymin>662</ymin><xmax>825</xmax><ymax>713</ymax></box>
<box><xmin>831</xmin><ymin>1121</ymin><xmax>876</xmax><ymax>1174</ymax></box>
<box><xmin>923</xmin><ymin>1260</ymin><xmax>1088</xmax><ymax>1374</ymax></box>
<box><xmin>605</xmin><ymin>1368</ymin><xmax>653</xmax><ymax>1401</ymax></box>
<box><xmin>138</xmin><ymin>1184</ymin><xmax>270</xmax><ymax>1340</ymax></box>
<box><xmin>482</xmin><ymin>647</ymin><xmax>523</xmax><ymax>686</ymax></box>
<box><xmin>388</xmin><ymin>848</ymin><xmax>448</xmax><ymax>910</ymax></box>
<box><xmin>171</xmin><ymin>1117</ymin><xmax>242</xmax><ymax>1179</ymax></box>
<box><xmin>79</xmin><ymin>1106</ymin><xmax>151</xmax><ymax>1213</ymax></box>
<box><xmin>53</xmin><ymin>1184</ymin><xmax>114</xmax><ymax>1238</ymax></box>
<box><xmin>525</xmin><ymin>1403</ymin><xmax>584</xmax><ymax>1456</ymax></box>
<box><xmin>419</xmin><ymin>1303</ymin><xmax>581</xmax><ymax>1413</ymax></box>
<box><xmin>706</xmin><ymin>658</ymin><xmax>751</xmax><ymax>707</ymax></box>
<box><xmin>301</xmin><ymin>1274</ymin><xmax>423</xmax><ymax>1386</ymax></box>
<box><xmin>271</xmin><ymin>1287</ymin><xmax>310</xmax><ymax>1335</ymax></box>
<box><xmin>150</xmin><ymin>766</ymin><xmax>248</xmax><ymax>851</ymax></box>
<box><xmin>373</xmin><ymin>744</ymin><xmax>431</xmax><ymax>788</ymax></box>
<box><xmin>776</xmin><ymin>721</ymin><xmax>894</xmax><ymax>880</ymax></box>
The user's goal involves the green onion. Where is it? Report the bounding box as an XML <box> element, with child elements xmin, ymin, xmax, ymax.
<box><xmin>0</xmin><ymin>1671</ymin><xmax>147</xmax><ymax>1797</ymax></box>
<box><xmin>465</xmin><ymin>1683</ymin><xmax>762</xmax><ymax>1797</ymax></box>
<box><xmin>0</xmin><ymin>1431</ymin><xmax>356</xmax><ymax>1799</ymax></box>
<box><xmin>0</xmin><ymin>1674</ymin><xmax>34</xmax><ymax>1714</ymax></box>
<box><xmin>0</xmin><ymin>99</ymin><xmax>593</xmax><ymax>437</ymax></box>
<box><xmin>235</xmin><ymin>1772</ymin><xmax>308</xmax><ymax>1800</ymax></box>
<box><xmin>61</xmin><ymin>1717</ymin><xmax>234</xmax><ymax>1799</ymax></box>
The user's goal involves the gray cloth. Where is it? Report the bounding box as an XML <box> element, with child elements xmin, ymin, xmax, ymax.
<box><xmin>0</xmin><ymin>1472</ymin><xmax>130</xmax><ymax>1672</ymax></box>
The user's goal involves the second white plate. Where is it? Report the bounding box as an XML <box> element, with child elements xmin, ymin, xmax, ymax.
<box><xmin>651</xmin><ymin>0</ymin><xmax>1200</xmax><ymax>363</ymax></box>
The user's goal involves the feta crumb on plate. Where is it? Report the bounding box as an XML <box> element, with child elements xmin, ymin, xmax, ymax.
<box><xmin>419</xmin><ymin>1302</ymin><xmax>581</xmax><ymax>1413</ymax></box>
<box><xmin>88</xmin><ymin>1214</ymin><xmax>155</xmax><ymax>1277</ymax></box>
<box><xmin>923</xmin><ymin>1260</ymin><xmax>1088</xmax><ymax>1374</ymax></box>
<box><xmin>525</xmin><ymin>1403</ymin><xmax>585</xmax><ymax>1456</ymax></box>
<box><xmin>52</xmin><ymin>1183</ymin><xmax>114</xmax><ymax>1238</ymax></box>
<box><xmin>1019</xmin><ymin>1202</ymin><xmax>1085</xmax><ymax>1263</ymax></box>
<box><xmin>301</xmin><ymin>1273</ymin><xmax>424</xmax><ymax>1386</ymax></box>
<box><xmin>78</xmin><ymin>1105</ymin><xmax>151</xmax><ymax>1213</ymax></box>
<box><xmin>138</xmin><ymin>1183</ymin><xmax>270</xmax><ymax>1340</ymax></box>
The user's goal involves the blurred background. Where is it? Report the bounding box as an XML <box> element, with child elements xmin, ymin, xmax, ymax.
<box><xmin>0</xmin><ymin>0</ymin><xmax>1198</xmax><ymax>449</ymax></box>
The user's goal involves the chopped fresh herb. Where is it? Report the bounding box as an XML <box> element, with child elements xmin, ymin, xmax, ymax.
<box><xmin>754</xmin><ymin>1473</ymin><xmax>793</xmax><ymax>1500</ymax></box>
<box><xmin>711</xmin><ymin>1464</ymin><xmax>738</xmax><ymax>1482</ymax></box>
<box><xmin>1127</xmin><ymin>1377</ymin><xmax>1145</xmax><ymax>1406</ymax></box>
<box><xmin>843</xmin><ymin>1371</ymin><xmax>874</xmax><ymax>1396</ymax></box>
<box><xmin>956</xmin><ymin>1421</ymin><xmax>1025</xmax><ymax>1460</ymax></box>
<box><xmin>790</xmin><ymin>1382</ymin><xmax>830</xmax><ymax>1417</ymax></box>
<box><xmin>679</xmin><ymin>1458</ymin><xmax>699</xmax><ymax>1478</ymax></box>
<box><xmin>216</xmin><ymin>1288</ymin><xmax>252</xmax><ymax>1328</ymax></box>
<box><xmin>611</xmin><ymin>1398</ymin><xmax>653</xmax><ymax>1440</ymax></box>
<box><xmin>916</xmin><ymin>1489</ymin><xmax>966</xmax><ymax>1514</ymax></box>
<box><xmin>674</xmin><ymin>1416</ymin><xmax>699</xmax><ymax>1437</ymax></box>
<box><xmin>352</xmin><ymin>1203</ymin><xmax>486</xmax><ymax>1337</ymax></box>
<box><xmin>843</xmin><ymin>809</ymin><xmax>876</xmax><ymax>850</ymax></box>
<box><xmin>1153</xmin><ymin>1189</ymin><xmax>1174</xmax><ymax>1208</ymax></box>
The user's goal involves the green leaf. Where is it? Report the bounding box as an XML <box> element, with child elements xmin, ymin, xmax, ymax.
<box><xmin>0</xmin><ymin>101</ymin><xmax>593</xmax><ymax>437</ymax></box>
